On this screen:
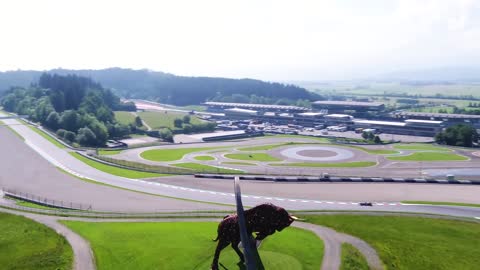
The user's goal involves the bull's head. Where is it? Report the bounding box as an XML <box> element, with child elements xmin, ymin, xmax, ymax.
<box><xmin>276</xmin><ymin>214</ymin><xmax>298</xmax><ymax>232</ymax></box>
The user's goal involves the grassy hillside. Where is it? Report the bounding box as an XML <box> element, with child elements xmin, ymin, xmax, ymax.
<box><xmin>308</xmin><ymin>215</ymin><xmax>480</xmax><ymax>270</ymax></box>
<box><xmin>62</xmin><ymin>221</ymin><xmax>323</xmax><ymax>270</ymax></box>
<box><xmin>0</xmin><ymin>212</ymin><xmax>73</xmax><ymax>270</ymax></box>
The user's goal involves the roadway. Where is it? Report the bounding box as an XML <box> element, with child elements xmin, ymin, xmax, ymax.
<box><xmin>1</xmin><ymin>115</ymin><xmax>480</xmax><ymax>219</ymax></box>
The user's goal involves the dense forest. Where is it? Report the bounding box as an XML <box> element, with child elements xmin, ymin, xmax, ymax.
<box><xmin>0</xmin><ymin>68</ymin><xmax>321</xmax><ymax>106</ymax></box>
<box><xmin>1</xmin><ymin>74</ymin><xmax>136</xmax><ymax>146</ymax></box>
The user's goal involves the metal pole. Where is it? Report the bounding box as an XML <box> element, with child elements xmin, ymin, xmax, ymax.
<box><xmin>234</xmin><ymin>176</ymin><xmax>262</xmax><ymax>270</ymax></box>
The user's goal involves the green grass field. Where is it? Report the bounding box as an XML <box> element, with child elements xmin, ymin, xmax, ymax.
<box><xmin>70</xmin><ymin>152</ymin><xmax>168</xmax><ymax>178</ymax></box>
<box><xmin>29</xmin><ymin>126</ymin><xmax>67</xmax><ymax>148</ymax></box>
<box><xmin>225</xmin><ymin>153</ymin><xmax>281</xmax><ymax>162</ymax></box>
<box><xmin>270</xmin><ymin>161</ymin><xmax>376</xmax><ymax>168</ymax></box>
<box><xmin>137</xmin><ymin>111</ymin><xmax>203</xmax><ymax>130</ymax></box>
<box><xmin>393</xmin><ymin>144</ymin><xmax>449</xmax><ymax>151</ymax></box>
<box><xmin>114</xmin><ymin>111</ymin><xmax>136</xmax><ymax>125</ymax></box>
<box><xmin>12</xmin><ymin>198</ymin><xmax>57</xmax><ymax>210</ymax></box>
<box><xmin>140</xmin><ymin>147</ymin><xmax>222</xmax><ymax>162</ymax></box>
<box><xmin>308</xmin><ymin>215</ymin><xmax>480</xmax><ymax>270</ymax></box>
<box><xmin>341</xmin><ymin>243</ymin><xmax>369</xmax><ymax>270</ymax></box>
<box><xmin>402</xmin><ymin>201</ymin><xmax>480</xmax><ymax>208</ymax></box>
<box><xmin>62</xmin><ymin>221</ymin><xmax>323</xmax><ymax>270</ymax></box>
<box><xmin>345</xmin><ymin>145</ymin><xmax>399</xmax><ymax>155</ymax></box>
<box><xmin>387</xmin><ymin>152</ymin><xmax>468</xmax><ymax>161</ymax></box>
<box><xmin>194</xmin><ymin>155</ymin><xmax>215</xmax><ymax>161</ymax></box>
<box><xmin>222</xmin><ymin>161</ymin><xmax>257</xmax><ymax>166</ymax></box>
<box><xmin>0</xmin><ymin>212</ymin><xmax>73</xmax><ymax>270</ymax></box>
<box><xmin>173</xmin><ymin>162</ymin><xmax>243</xmax><ymax>174</ymax></box>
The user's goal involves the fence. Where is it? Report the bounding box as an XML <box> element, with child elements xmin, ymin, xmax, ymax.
<box><xmin>2</xmin><ymin>188</ymin><xmax>92</xmax><ymax>211</ymax></box>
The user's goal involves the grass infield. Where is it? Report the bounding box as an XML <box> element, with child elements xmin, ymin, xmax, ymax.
<box><xmin>270</xmin><ymin>161</ymin><xmax>376</xmax><ymax>168</ymax></box>
<box><xmin>387</xmin><ymin>152</ymin><xmax>468</xmax><ymax>161</ymax></box>
<box><xmin>0</xmin><ymin>212</ymin><xmax>73</xmax><ymax>270</ymax></box>
<box><xmin>62</xmin><ymin>221</ymin><xmax>323</xmax><ymax>270</ymax></box>
<box><xmin>341</xmin><ymin>243</ymin><xmax>369</xmax><ymax>270</ymax></box>
<box><xmin>308</xmin><ymin>215</ymin><xmax>480</xmax><ymax>270</ymax></box>
<box><xmin>140</xmin><ymin>147</ymin><xmax>221</xmax><ymax>162</ymax></box>
<box><xmin>402</xmin><ymin>201</ymin><xmax>480</xmax><ymax>208</ymax></box>
<box><xmin>222</xmin><ymin>161</ymin><xmax>257</xmax><ymax>166</ymax></box>
<box><xmin>98</xmin><ymin>149</ymin><xmax>123</xmax><ymax>155</ymax></box>
<box><xmin>194</xmin><ymin>155</ymin><xmax>215</xmax><ymax>161</ymax></box>
<box><xmin>225</xmin><ymin>153</ymin><xmax>281</xmax><ymax>162</ymax></box>
<box><xmin>393</xmin><ymin>144</ymin><xmax>449</xmax><ymax>151</ymax></box>
<box><xmin>70</xmin><ymin>152</ymin><xmax>168</xmax><ymax>178</ymax></box>
<box><xmin>173</xmin><ymin>162</ymin><xmax>243</xmax><ymax>174</ymax></box>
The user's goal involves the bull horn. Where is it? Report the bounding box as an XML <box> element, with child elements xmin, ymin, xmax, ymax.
<box><xmin>290</xmin><ymin>215</ymin><xmax>299</xmax><ymax>220</ymax></box>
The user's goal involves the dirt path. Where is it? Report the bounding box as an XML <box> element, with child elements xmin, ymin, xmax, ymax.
<box><xmin>130</xmin><ymin>112</ymin><xmax>152</xmax><ymax>131</ymax></box>
<box><xmin>293</xmin><ymin>221</ymin><xmax>383</xmax><ymax>270</ymax></box>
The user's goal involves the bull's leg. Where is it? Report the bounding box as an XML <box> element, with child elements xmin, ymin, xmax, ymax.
<box><xmin>231</xmin><ymin>241</ymin><xmax>245</xmax><ymax>263</ymax></box>
<box><xmin>211</xmin><ymin>240</ymin><xmax>229</xmax><ymax>270</ymax></box>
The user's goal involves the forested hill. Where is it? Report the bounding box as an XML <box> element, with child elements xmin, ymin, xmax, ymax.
<box><xmin>0</xmin><ymin>68</ymin><xmax>320</xmax><ymax>105</ymax></box>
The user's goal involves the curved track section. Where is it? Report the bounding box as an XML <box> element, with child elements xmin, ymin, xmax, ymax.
<box><xmin>1</xmin><ymin>116</ymin><xmax>480</xmax><ymax>219</ymax></box>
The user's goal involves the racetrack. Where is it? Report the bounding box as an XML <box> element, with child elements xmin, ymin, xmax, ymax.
<box><xmin>1</xmin><ymin>115</ymin><xmax>480</xmax><ymax>219</ymax></box>
<box><xmin>112</xmin><ymin>136</ymin><xmax>480</xmax><ymax>179</ymax></box>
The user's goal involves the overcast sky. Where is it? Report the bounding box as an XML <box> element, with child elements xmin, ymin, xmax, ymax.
<box><xmin>1</xmin><ymin>0</ymin><xmax>479</xmax><ymax>80</ymax></box>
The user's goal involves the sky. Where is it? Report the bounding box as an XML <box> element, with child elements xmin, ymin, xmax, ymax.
<box><xmin>0</xmin><ymin>0</ymin><xmax>479</xmax><ymax>81</ymax></box>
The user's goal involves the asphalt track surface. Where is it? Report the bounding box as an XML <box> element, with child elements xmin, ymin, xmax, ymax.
<box><xmin>1</xmin><ymin>116</ymin><xmax>480</xmax><ymax>219</ymax></box>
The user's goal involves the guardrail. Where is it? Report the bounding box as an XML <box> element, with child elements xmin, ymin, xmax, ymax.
<box><xmin>194</xmin><ymin>174</ymin><xmax>480</xmax><ymax>185</ymax></box>
<box><xmin>2</xmin><ymin>188</ymin><xmax>92</xmax><ymax>211</ymax></box>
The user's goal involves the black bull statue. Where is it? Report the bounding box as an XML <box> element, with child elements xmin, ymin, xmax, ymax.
<box><xmin>211</xmin><ymin>203</ymin><xmax>298</xmax><ymax>270</ymax></box>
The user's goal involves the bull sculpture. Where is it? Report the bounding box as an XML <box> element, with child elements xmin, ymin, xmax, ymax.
<box><xmin>211</xmin><ymin>203</ymin><xmax>297</xmax><ymax>270</ymax></box>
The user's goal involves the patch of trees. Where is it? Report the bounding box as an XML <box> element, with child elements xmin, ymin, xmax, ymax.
<box><xmin>1</xmin><ymin>73</ymin><xmax>136</xmax><ymax>146</ymax></box>
<box><xmin>435</xmin><ymin>124</ymin><xmax>479</xmax><ymax>147</ymax></box>
<box><xmin>173</xmin><ymin>115</ymin><xmax>216</xmax><ymax>134</ymax></box>
<box><xmin>362</xmin><ymin>131</ymin><xmax>382</xmax><ymax>144</ymax></box>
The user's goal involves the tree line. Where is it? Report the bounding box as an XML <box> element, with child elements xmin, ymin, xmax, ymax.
<box><xmin>435</xmin><ymin>124</ymin><xmax>479</xmax><ymax>147</ymax></box>
<box><xmin>0</xmin><ymin>68</ymin><xmax>322</xmax><ymax>106</ymax></box>
<box><xmin>1</xmin><ymin>74</ymin><xmax>136</xmax><ymax>146</ymax></box>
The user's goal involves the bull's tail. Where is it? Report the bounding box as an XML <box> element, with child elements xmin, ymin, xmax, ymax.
<box><xmin>212</xmin><ymin>235</ymin><xmax>219</xmax><ymax>242</ymax></box>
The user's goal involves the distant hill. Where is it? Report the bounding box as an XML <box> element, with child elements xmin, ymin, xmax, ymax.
<box><xmin>0</xmin><ymin>68</ymin><xmax>319</xmax><ymax>105</ymax></box>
